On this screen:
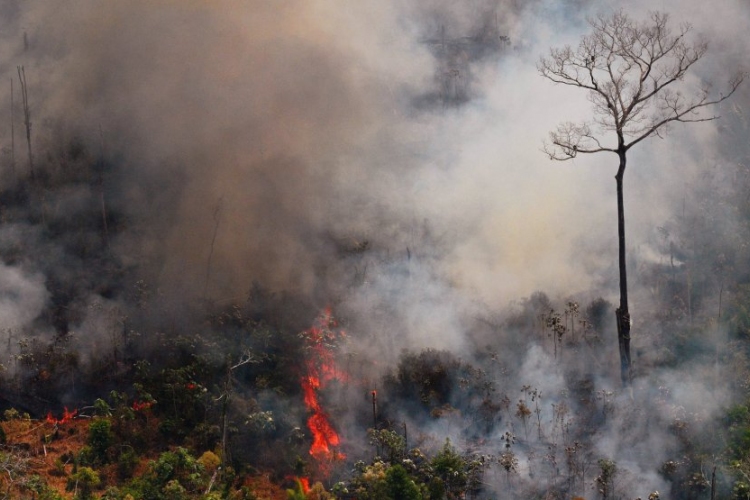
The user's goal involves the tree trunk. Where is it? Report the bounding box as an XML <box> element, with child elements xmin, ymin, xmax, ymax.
<box><xmin>615</xmin><ymin>152</ymin><xmax>631</xmax><ymax>386</ymax></box>
<box><xmin>220</xmin><ymin>355</ymin><xmax>232</xmax><ymax>470</ymax></box>
<box><xmin>98</xmin><ymin>126</ymin><xmax>109</xmax><ymax>247</ymax></box>
<box><xmin>10</xmin><ymin>78</ymin><xmax>15</xmax><ymax>181</ymax></box>
<box><xmin>710</xmin><ymin>465</ymin><xmax>716</xmax><ymax>500</ymax></box>
<box><xmin>17</xmin><ymin>66</ymin><xmax>33</xmax><ymax>181</ymax></box>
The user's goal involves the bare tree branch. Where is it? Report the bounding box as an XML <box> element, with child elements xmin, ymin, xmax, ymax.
<box><xmin>538</xmin><ymin>9</ymin><xmax>744</xmax><ymax>159</ymax></box>
<box><xmin>626</xmin><ymin>73</ymin><xmax>744</xmax><ymax>150</ymax></box>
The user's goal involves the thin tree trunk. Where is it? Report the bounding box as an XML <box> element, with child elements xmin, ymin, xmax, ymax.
<box><xmin>615</xmin><ymin>152</ymin><xmax>631</xmax><ymax>386</ymax></box>
<box><xmin>10</xmin><ymin>78</ymin><xmax>15</xmax><ymax>181</ymax></box>
<box><xmin>98</xmin><ymin>126</ymin><xmax>109</xmax><ymax>246</ymax></box>
<box><xmin>710</xmin><ymin>465</ymin><xmax>716</xmax><ymax>500</ymax></box>
<box><xmin>221</xmin><ymin>356</ymin><xmax>231</xmax><ymax>468</ymax></box>
<box><xmin>203</xmin><ymin>197</ymin><xmax>223</xmax><ymax>299</ymax></box>
<box><xmin>17</xmin><ymin>66</ymin><xmax>33</xmax><ymax>181</ymax></box>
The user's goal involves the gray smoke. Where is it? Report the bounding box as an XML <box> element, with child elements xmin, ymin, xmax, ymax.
<box><xmin>0</xmin><ymin>0</ymin><xmax>748</xmax><ymax>497</ymax></box>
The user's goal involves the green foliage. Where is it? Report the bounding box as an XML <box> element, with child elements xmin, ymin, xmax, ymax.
<box><xmin>733</xmin><ymin>479</ymin><xmax>750</xmax><ymax>500</ymax></box>
<box><xmin>595</xmin><ymin>459</ymin><xmax>617</xmax><ymax>500</ymax></box>
<box><xmin>52</xmin><ymin>457</ymin><xmax>66</xmax><ymax>476</ymax></box>
<box><xmin>152</xmin><ymin>449</ymin><xmax>197</xmax><ymax>484</ymax></box>
<box><xmin>348</xmin><ymin>459</ymin><xmax>431</xmax><ymax>500</ymax></box>
<box><xmin>88</xmin><ymin>418</ymin><xmax>115</xmax><ymax>464</ymax></box>
<box><xmin>140</xmin><ymin>363</ymin><xmax>207</xmax><ymax>440</ymax></box>
<box><xmin>94</xmin><ymin>397</ymin><xmax>113</xmax><ymax>417</ymax></box>
<box><xmin>3</xmin><ymin>408</ymin><xmax>21</xmax><ymax>421</ymax></box>
<box><xmin>118</xmin><ymin>447</ymin><xmax>140</xmax><ymax>479</ymax></box>
<box><xmin>23</xmin><ymin>475</ymin><xmax>65</xmax><ymax>500</ymax></box>
<box><xmin>162</xmin><ymin>479</ymin><xmax>187</xmax><ymax>500</ymax></box>
<box><xmin>350</xmin><ymin>460</ymin><xmax>389</xmax><ymax>499</ymax></box>
<box><xmin>726</xmin><ymin>404</ymin><xmax>750</xmax><ymax>460</ymax></box>
<box><xmin>306</xmin><ymin>482</ymin><xmax>334</xmax><ymax>500</ymax></box>
<box><xmin>158</xmin><ymin>448</ymin><xmax>205</xmax><ymax>491</ymax></box>
<box><xmin>430</xmin><ymin>439</ymin><xmax>468</xmax><ymax>498</ymax></box>
<box><xmin>67</xmin><ymin>466</ymin><xmax>101</xmax><ymax>500</ymax></box>
<box><xmin>77</xmin><ymin>446</ymin><xmax>95</xmax><ymax>467</ymax></box>
<box><xmin>385</xmin><ymin>464</ymin><xmax>422</xmax><ymax>500</ymax></box>
<box><xmin>368</xmin><ymin>428</ymin><xmax>406</xmax><ymax>463</ymax></box>
<box><xmin>286</xmin><ymin>478</ymin><xmax>307</xmax><ymax>500</ymax></box>
<box><xmin>112</xmin><ymin>447</ymin><xmax>211</xmax><ymax>500</ymax></box>
<box><xmin>245</xmin><ymin>411</ymin><xmax>276</xmax><ymax>433</ymax></box>
<box><xmin>101</xmin><ymin>487</ymin><xmax>124</xmax><ymax>499</ymax></box>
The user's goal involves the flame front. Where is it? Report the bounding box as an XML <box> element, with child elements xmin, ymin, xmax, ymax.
<box><xmin>299</xmin><ymin>477</ymin><xmax>310</xmax><ymax>493</ymax></box>
<box><xmin>132</xmin><ymin>400</ymin><xmax>153</xmax><ymax>411</ymax></box>
<box><xmin>300</xmin><ymin>307</ymin><xmax>346</xmax><ymax>476</ymax></box>
<box><xmin>46</xmin><ymin>407</ymin><xmax>78</xmax><ymax>425</ymax></box>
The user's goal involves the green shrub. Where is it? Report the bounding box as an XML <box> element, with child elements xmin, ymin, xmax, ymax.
<box><xmin>88</xmin><ymin>418</ymin><xmax>115</xmax><ymax>464</ymax></box>
<box><xmin>118</xmin><ymin>447</ymin><xmax>140</xmax><ymax>479</ymax></box>
<box><xmin>24</xmin><ymin>475</ymin><xmax>65</xmax><ymax>500</ymax></box>
<box><xmin>94</xmin><ymin>398</ymin><xmax>113</xmax><ymax>417</ymax></box>
<box><xmin>430</xmin><ymin>439</ymin><xmax>468</xmax><ymax>498</ymax></box>
<box><xmin>4</xmin><ymin>408</ymin><xmax>20</xmax><ymax>420</ymax></box>
<box><xmin>385</xmin><ymin>465</ymin><xmax>422</xmax><ymax>500</ymax></box>
<box><xmin>121</xmin><ymin>447</ymin><xmax>206</xmax><ymax>499</ymax></box>
<box><xmin>77</xmin><ymin>446</ymin><xmax>94</xmax><ymax>466</ymax></box>
<box><xmin>67</xmin><ymin>466</ymin><xmax>101</xmax><ymax>500</ymax></box>
<box><xmin>162</xmin><ymin>479</ymin><xmax>187</xmax><ymax>500</ymax></box>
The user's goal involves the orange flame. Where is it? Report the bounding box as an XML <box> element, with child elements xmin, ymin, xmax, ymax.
<box><xmin>132</xmin><ymin>400</ymin><xmax>153</xmax><ymax>411</ymax></box>
<box><xmin>285</xmin><ymin>476</ymin><xmax>311</xmax><ymax>495</ymax></box>
<box><xmin>298</xmin><ymin>477</ymin><xmax>311</xmax><ymax>493</ymax></box>
<box><xmin>300</xmin><ymin>307</ymin><xmax>347</xmax><ymax>476</ymax></box>
<box><xmin>46</xmin><ymin>407</ymin><xmax>78</xmax><ymax>425</ymax></box>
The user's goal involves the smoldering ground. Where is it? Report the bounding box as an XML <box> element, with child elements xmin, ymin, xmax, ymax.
<box><xmin>0</xmin><ymin>0</ymin><xmax>748</xmax><ymax>497</ymax></box>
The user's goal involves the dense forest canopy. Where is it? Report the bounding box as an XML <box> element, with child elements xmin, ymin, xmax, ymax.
<box><xmin>0</xmin><ymin>1</ymin><xmax>747</xmax><ymax>499</ymax></box>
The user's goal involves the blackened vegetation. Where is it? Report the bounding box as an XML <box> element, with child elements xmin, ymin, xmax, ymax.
<box><xmin>381</xmin><ymin>349</ymin><xmax>501</xmax><ymax>438</ymax></box>
<box><xmin>418</xmin><ymin>16</ymin><xmax>510</xmax><ymax>108</ymax></box>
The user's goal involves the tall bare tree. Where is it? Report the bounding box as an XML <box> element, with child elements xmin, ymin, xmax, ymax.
<box><xmin>539</xmin><ymin>11</ymin><xmax>743</xmax><ymax>386</ymax></box>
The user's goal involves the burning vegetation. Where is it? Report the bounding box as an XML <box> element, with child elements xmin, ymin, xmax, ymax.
<box><xmin>299</xmin><ymin>307</ymin><xmax>347</xmax><ymax>478</ymax></box>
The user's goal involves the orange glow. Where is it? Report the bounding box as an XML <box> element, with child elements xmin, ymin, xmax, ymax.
<box><xmin>285</xmin><ymin>476</ymin><xmax>311</xmax><ymax>494</ymax></box>
<box><xmin>132</xmin><ymin>400</ymin><xmax>153</xmax><ymax>411</ymax></box>
<box><xmin>46</xmin><ymin>407</ymin><xmax>78</xmax><ymax>425</ymax></box>
<box><xmin>299</xmin><ymin>477</ymin><xmax>311</xmax><ymax>493</ymax></box>
<box><xmin>300</xmin><ymin>307</ymin><xmax>347</xmax><ymax>476</ymax></box>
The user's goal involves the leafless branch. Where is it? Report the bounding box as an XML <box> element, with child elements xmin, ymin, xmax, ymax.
<box><xmin>538</xmin><ymin>9</ymin><xmax>744</xmax><ymax>160</ymax></box>
<box><xmin>543</xmin><ymin>122</ymin><xmax>616</xmax><ymax>160</ymax></box>
<box><xmin>230</xmin><ymin>350</ymin><xmax>266</xmax><ymax>370</ymax></box>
